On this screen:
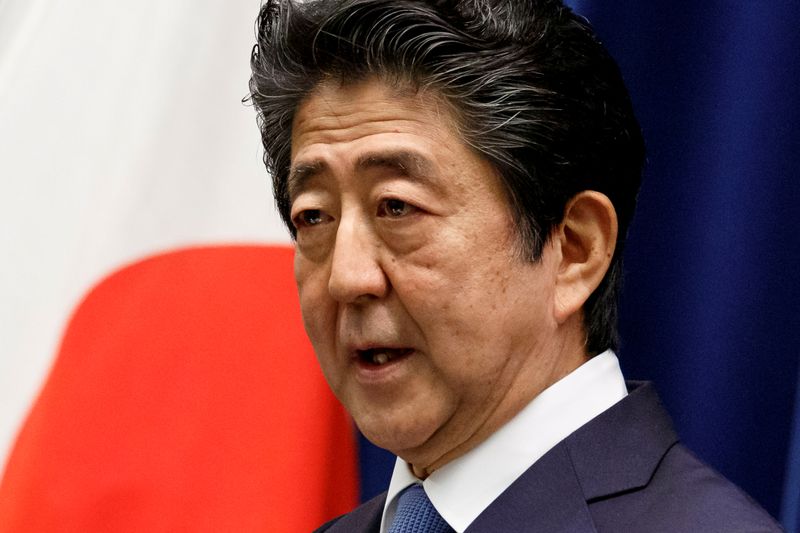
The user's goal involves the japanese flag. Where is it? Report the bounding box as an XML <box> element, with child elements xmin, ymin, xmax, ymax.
<box><xmin>0</xmin><ymin>1</ymin><xmax>357</xmax><ymax>531</ymax></box>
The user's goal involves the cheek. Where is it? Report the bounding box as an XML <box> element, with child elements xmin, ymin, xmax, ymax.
<box><xmin>393</xmin><ymin>251</ymin><xmax>532</xmax><ymax>361</ymax></box>
<box><xmin>298</xmin><ymin>293</ymin><xmax>334</xmax><ymax>346</ymax></box>
<box><xmin>298</xmin><ymin>290</ymin><xmax>343</xmax><ymax>391</ymax></box>
<box><xmin>392</xmin><ymin>261</ymin><xmax>500</xmax><ymax>356</ymax></box>
<box><xmin>389</xmin><ymin>237</ymin><xmax>510</xmax><ymax>323</ymax></box>
<box><xmin>295</xmin><ymin>260</ymin><xmax>336</xmax><ymax>350</ymax></box>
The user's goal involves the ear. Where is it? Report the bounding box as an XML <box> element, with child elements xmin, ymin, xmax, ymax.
<box><xmin>553</xmin><ymin>191</ymin><xmax>618</xmax><ymax>324</ymax></box>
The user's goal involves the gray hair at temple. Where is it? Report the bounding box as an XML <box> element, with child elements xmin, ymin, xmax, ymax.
<box><xmin>247</xmin><ymin>0</ymin><xmax>645</xmax><ymax>355</ymax></box>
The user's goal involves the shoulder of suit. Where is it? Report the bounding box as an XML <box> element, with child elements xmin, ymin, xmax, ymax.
<box><xmin>602</xmin><ymin>442</ymin><xmax>785</xmax><ymax>532</ymax></box>
<box><xmin>566</xmin><ymin>383</ymin><xmax>783</xmax><ymax>531</ymax></box>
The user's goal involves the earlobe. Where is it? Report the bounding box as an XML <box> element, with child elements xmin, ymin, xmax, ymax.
<box><xmin>553</xmin><ymin>191</ymin><xmax>618</xmax><ymax>324</ymax></box>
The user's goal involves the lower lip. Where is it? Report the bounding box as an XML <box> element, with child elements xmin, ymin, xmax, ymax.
<box><xmin>353</xmin><ymin>350</ymin><xmax>415</xmax><ymax>383</ymax></box>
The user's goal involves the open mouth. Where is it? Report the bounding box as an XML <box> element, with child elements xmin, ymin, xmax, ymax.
<box><xmin>357</xmin><ymin>347</ymin><xmax>413</xmax><ymax>366</ymax></box>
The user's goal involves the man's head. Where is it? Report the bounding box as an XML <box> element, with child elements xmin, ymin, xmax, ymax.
<box><xmin>250</xmin><ymin>0</ymin><xmax>644</xmax><ymax>355</ymax></box>
<box><xmin>249</xmin><ymin>0</ymin><xmax>644</xmax><ymax>474</ymax></box>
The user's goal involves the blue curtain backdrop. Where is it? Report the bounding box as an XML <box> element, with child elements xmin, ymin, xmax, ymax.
<box><xmin>356</xmin><ymin>2</ymin><xmax>800</xmax><ymax>530</ymax></box>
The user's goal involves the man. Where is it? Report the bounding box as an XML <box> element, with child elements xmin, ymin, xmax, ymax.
<box><xmin>248</xmin><ymin>0</ymin><xmax>782</xmax><ymax>531</ymax></box>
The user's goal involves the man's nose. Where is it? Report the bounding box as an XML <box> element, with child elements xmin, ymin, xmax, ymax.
<box><xmin>328</xmin><ymin>215</ymin><xmax>389</xmax><ymax>303</ymax></box>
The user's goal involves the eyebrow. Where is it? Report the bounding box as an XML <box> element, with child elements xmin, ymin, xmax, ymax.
<box><xmin>287</xmin><ymin>150</ymin><xmax>439</xmax><ymax>200</ymax></box>
<box><xmin>287</xmin><ymin>161</ymin><xmax>325</xmax><ymax>201</ymax></box>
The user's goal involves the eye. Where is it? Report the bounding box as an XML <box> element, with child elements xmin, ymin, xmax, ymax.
<box><xmin>292</xmin><ymin>209</ymin><xmax>328</xmax><ymax>229</ymax></box>
<box><xmin>378</xmin><ymin>199</ymin><xmax>417</xmax><ymax>218</ymax></box>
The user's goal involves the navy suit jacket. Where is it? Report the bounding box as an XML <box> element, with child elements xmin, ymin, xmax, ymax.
<box><xmin>315</xmin><ymin>382</ymin><xmax>782</xmax><ymax>532</ymax></box>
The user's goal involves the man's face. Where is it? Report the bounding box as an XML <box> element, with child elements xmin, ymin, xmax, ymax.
<box><xmin>290</xmin><ymin>79</ymin><xmax>576</xmax><ymax>471</ymax></box>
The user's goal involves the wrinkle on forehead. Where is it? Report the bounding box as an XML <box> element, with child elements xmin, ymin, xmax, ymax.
<box><xmin>292</xmin><ymin>76</ymin><xmax>461</xmax><ymax>144</ymax></box>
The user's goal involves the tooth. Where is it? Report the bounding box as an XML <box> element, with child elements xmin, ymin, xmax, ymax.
<box><xmin>373</xmin><ymin>352</ymin><xmax>389</xmax><ymax>365</ymax></box>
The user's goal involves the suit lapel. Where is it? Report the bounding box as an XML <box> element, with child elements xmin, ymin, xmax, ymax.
<box><xmin>566</xmin><ymin>381</ymin><xmax>678</xmax><ymax>501</ymax></box>
<box><xmin>466</xmin><ymin>382</ymin><xmax>677</xmax><ymax>532</ymax></box>
<box><xmin>467</xmin><ymin>444</ymin><xmax>597</xmax><ymax>532</ymax></box>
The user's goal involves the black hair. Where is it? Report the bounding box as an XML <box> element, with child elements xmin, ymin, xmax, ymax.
<box><xmin>248</xmin><ymin>0</ymin><xmax>645</xmax><ymax>354</ymax></box>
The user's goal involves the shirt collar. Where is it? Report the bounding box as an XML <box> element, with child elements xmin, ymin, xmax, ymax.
<box><xmin>380</xmin><ymin>349</ymin><xmax>628</xmax><ymax>533</ymax></box>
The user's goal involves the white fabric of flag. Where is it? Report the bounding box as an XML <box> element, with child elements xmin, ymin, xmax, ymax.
<box><xmin>0</xmin><ymin>0</ymin><xmax>290</xmax><ymax>467</ymax></box>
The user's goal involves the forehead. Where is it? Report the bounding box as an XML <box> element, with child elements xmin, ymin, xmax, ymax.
<box><xmin>291</xmin><ymin>78</ymin><xmax>459</xmax><ymax>152</ymax></box>
<box><xmin>288</xmin><ymin>78</ymin><xmax>479</xmax><ymax>191</ymax></box>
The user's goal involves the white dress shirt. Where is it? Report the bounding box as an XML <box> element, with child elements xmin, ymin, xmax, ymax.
<box><xmin>379</xmin><ymin>349</ymin><xmax>628</xmax><ymax>533</ymax></box>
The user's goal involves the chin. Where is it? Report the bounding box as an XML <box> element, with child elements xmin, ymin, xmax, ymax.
<box><xmin>355</xmin><ymin>412</ymin><xmax>441</xmax><ymax>459</ymax></box>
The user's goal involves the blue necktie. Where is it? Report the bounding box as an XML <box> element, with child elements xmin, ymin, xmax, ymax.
<box><xmin>388</xmin><ymin>484</ymin><xmax>455</xmax><ymax>533</ymax></box>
